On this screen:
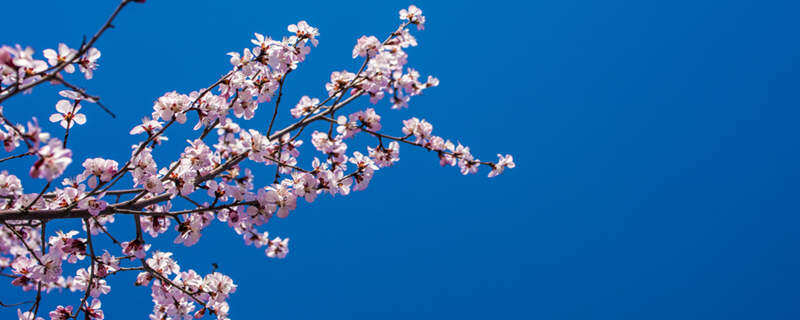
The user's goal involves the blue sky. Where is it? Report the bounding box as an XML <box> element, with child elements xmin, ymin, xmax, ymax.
<box><xmin>3</xmin><ymin>0</ymin><xmax>800</xmax><ymax>319</ymax></box>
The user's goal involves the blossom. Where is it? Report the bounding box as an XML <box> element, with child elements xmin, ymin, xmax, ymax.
<box><xmin>146</xmin><ymin>251</ymin><xmax>180</xmax><ymax>276</ymax></box>
<box><xmin>488</xmin><ymin>154</ymin><xmax>515</xmax><ymax>177</ymax></box>
<box><xmin>59</xmin><ymin>89</ymin><xmax>96</xmax><ymax>102</ymax></box>
<box><xmin>287</xmin><ymin>21</ymin><xmax>320</xmax><ymax>47</ymax></box>
<box><xmin>399</xmin><ymin>5</ymin><xmax>426</xmax><ymax>30</ymax></box>
<box><xmin>30</xmin><ymin>139</ymin><xmax>72</xmax><ymax>181</ymax></box>
<box><xmin>266</xmin><ymin>237</ymin><xmax>289</xmax><ymax>258</ymax></box>
<box><xmin>325</xmin><ymin>71</ymin><xmax>356</xmax><ymax>96</ymax></box>
<box><xmin>454</xmin><ymin>145</ymin><xmax>480</xmax><ymax>175</ymax></box>
<box><xmin>290</xmin><ymin>96</ymin><xmax>319</xmax><ymax>118</ymax></box>
<box><xmin>142</xmin><ymin>174</ymin><xmax>165</xmax><ymax>194</ymax></box>
<box><xmin>152</xmin><ymin>91</ymin><xmax>191</xmax><ymax>123</ymax></box>
<box><xmin>121</xmin><ymin>239</ymin><xmax>150</xmax><ymax>259</ymax></box>
<box><xmin>258</xmin><ymin>184</ymin><xmax>297</xmax><ymax>218</ymax></box>
<box><xmin>250</xmin><ymin>32</ymin><xmax>275</xmax><ymax>49</ymax></box>
<box><xmin>85</xmin><ymin>299</ymin><xmax>104</xmax><ymax>320</ymax></box>
<box><xmin>79</xmin><ymin>158</ymin><xmax>119</xmax><ymax>188</ymax></box>
<box><xmin>95</xmin><ymin>251</ymin><xmax>119</xmax><ymax>278</ymax></box>
<box><xmin>49</xmin><ymin>100</ymin><xmax>86</xmax><ymax>129</ymax></box>
<box><xmin>202</xmin><ymin>272</ymin><xmax>237</xmax><ymax>302</ymax></box>
<box><xmin>368</xmin><ymin>141</ymin><xmax>400</xmax><ymax>167</ymax></box>
<box><xmin>0</xmin><ymin>6</ymin><xmax>518</xmax><ymax>318</ymax></box>
<box><xmin>78</xmin><ymin>48</ymin><xmax>101</xmax><ymax>79</ymax></box>
<box><xmin>353</xmin><ymin>35</ymin><xmax>381</xmax><ymax>58</ymax></box>
<box><xmin>42</xmin><ymin>43</ymin><xmax>77</xmax><ymax>73</ymax></box>
<box><xmin>232</xmin><ymin>97</ymin><xmax>258</xmax><ymax>120</ymax></box>
<box><xmin>129</xmin><ymin>116</ymin><xmax>164</xmax><ymax>135</ymax></box>
<box><xmin>78</xmin><ymin>197</ymin><xmax>108</xmax><ymax>216</ymax></box>
<box><xmin>49</xmin><ymin>305</ymin><xmax>73</xmax><ymax>320</ymax></box>
<box><xmin>10</xmin><ymin>256</ymin><xmax>38</xmax><ymax>288</ymax></box>
<box><xmin>292</xmin><ymin>172</ymin><xmax>319</xmax><ymax>203</ymax></box>
<box><xmin>352</xmin><ymin>108</ymin><xmax>381</xmax><ymax>131</ymax></box>
<box><xmin>17</xmin><ymin>309</ymin><xmax>44</xmax><ymax>320</ymax></box>
<box><xmin>0</xmin><ymin>171</ymin><xmax>23</xmax><ymax>197</ymax></box>
<box><xmin>48</xmin><ymin>230</ymin><xmax>86</xmax><ymax>263</ymax></box>
<box><xmin>401</xmin><ymin>117</ymin><xmax>433</xmax><ymax>143</ymax></box>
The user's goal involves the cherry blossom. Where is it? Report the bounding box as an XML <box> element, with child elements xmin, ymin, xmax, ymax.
<box><xmin>288</xmin><ymin>21</ymin><xmax>320</xmax><ymax>47</ymax></box>
<box><xmin>353</xmin><ymin>35</ymin><xmax>381</xmax><ymax>58</ymax></box>
<box><xmin>78</xmin><ymin>48</ymin><xmax>101</xmax><ymax>79</ymax></box>
<box><xmin>399</xmin><ymin>5</ymin><xmax>426</xmax><ymax>30</ymax></box>
<box><xmin>49</xmin><ymin>100</ymin><xmax>86</xmax><ymax>129</ymax></box>
<box><xmin>42</xmin><ymin>43</ymin><xmax>77</xmax><ymax>73</ymax></box>
<box><xmin>0</xmin><ymin>4</ymin><xmax>516</xmax><ymax>319</ymax></box>
<box><xmin>266</xmin><ymin>237</ymin><xmax>289</xmax><ymax>259</ymax></box>
<box><xmin>489</xmin><ymin>154</ymin><xmax>516</xmax><ymax>178</ymax></box>
<box><xmin>29</xmin><ymin>139</ymin><xmax>72</xmax><ymax>181</ymax></box>
<box><xmin>290</xmin><ymin>96</ymin><xmax>319</xmax><ymax>118</ymax></box>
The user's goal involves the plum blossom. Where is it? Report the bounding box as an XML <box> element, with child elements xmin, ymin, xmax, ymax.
<box><xmin>290</xmin><ymin>96</ymin><xmax>318</xmax><ymax>118</ymax></box>
<box><xmin>42</xmin><ymin>43</ymin><xmax>77</xmax><ymax>73</ymax></box>
<box><xmin>488</xmin><ymin>154</ymin><xmax>515</xmax><ymax>177</ymax></box>
<box><xmin>288</xmin><ymin>21</ymin><xmax>320</xmax><ymax>47</ymax></box>
<box><xmin>402</xmin><ymin>117</ymin><xmax>433</xmax><ymax>143</ymax></box>
<box><xmin>325</xmin><ymin>71</ymin><xmax>356</xmax><ymax>96</ymax></box>
<box><xmin>369</xmin><ymin>141</ymin><xmax>400</xmax><ymax>168</ymax></box>
<box><xmin>84</xmin><ymin>299</ymin><xmax>104</xmax><ymax>320</ymax></box>
<box><xmin>121</xmin><ymin>239</ymin><xmax>150</xmax><ymax>259</ymax></box>
<box><xmin>266</xmin><ymin>237</ymin><xmax>289</xmax><ymax>258</ymax></box>
<box><xmin>30</xmin><ymin>139</ymin><xmax>72</xmax><ymax>181</ymax></box>
<box><xmin>49</xmin><ymin>305</ymin><xmax>73</xmax><ymax>320</ymax></box>
<box><xmin>399</xmin><ymin>5</ymin><xmax>426</xmax><ymax>30</ymax></box>
<box><xmin>78</xmin><ymin>48</ymin><xmax>101</xmax><ymax>79</ymax></box>
<box><xmin>78</xmin><ymin>158</ymin><xmax>119</xmax><ymax>188</ymax></box>
<box><xmin>78</xmin><ymin>196</ymin><xmax>108</xmax><ymax>216</ymax></box>
<box><xmin>353</xmin><ymin>35</ymin><xmax>381</xmax><ymax>58</ymax></box>
<box><xmin>0</xmin><ymin>6</ymin><xmax>518</xmax><ymax>319</ymax></box>
<box><xmin>16</xmin><ymin>309</ymin><xmax>44</xmax><ymax>320</ymax></box>
<box><xmin>152</xmin><ymin>91</ymin><xmax>191</xmax><ymax>123</ymax></box>
<box><xmin>49</xmin><ymin>99</ymin><xmax>86</xmax><ymax>129</ymax></box>
<box><xmin>257</xmin><ymin>183</ymin><xmax>297</xmax><ymax>218</ymax></box>
<box><xmin>129</xmin><ymin>116</ymin><xmax>164</xmax><ymax>135</ymax></box>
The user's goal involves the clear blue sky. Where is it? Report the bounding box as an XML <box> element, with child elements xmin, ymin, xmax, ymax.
<box><xmin>3</xmin><ymin>0</ymin><xmax>800</xmax><ymax>319</ymax></box>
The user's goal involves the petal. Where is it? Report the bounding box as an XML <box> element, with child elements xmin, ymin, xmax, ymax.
<box><xmin>73</xmin><ymin>114</ymin><xmax>86</xmax><ymax>125</ymax></box>
<box><xmin>49</xmin><ymin>114</ymin><xmax>63</xmax><ymax>122</ymax></box>
<box><xmin>55</xmin><ymin>100</ymin><xmax>72</xmax><ymax>113</ymax></box>
<box><xmin>43</xmin><ymin>49</ymin><xmax>57</xmax><ymax>60</ymax></box>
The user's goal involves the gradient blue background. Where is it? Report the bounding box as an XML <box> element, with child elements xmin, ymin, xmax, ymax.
<box><xmin>3</xmin><ymin>0</ymin><xmax>800</xmax><ymax>319</ymax></box>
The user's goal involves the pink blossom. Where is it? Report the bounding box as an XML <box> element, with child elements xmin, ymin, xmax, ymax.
<box><xmin>49</xmin><ymin>305</ymin><xmax>73</xmax><ymax>320</ymax></box>
<box><xmin>287</xmin><ymin>21</ymin><xmax>320</xmax><ymax>47</ymax></box>
<box><xmin>78</xmin><ymin>48</ymin><xmax>101</xmax><ymax>79</ymax></box>
<box><xmin>16</xmin><ymin>309</ymin><xmax>44</xmax><ymax>320</ymax></box>
<box><xmin>121</xmin><ymin>239</ymin><xmax>150</xmax><ymax>260</ymax></box>
<box><xmin>30</xmin><ymin>139</ymin><xmax>72</xmax><ymax>181</ymax></box>
<box><xmin>399</xmin><ymin>5</ymin><xmax>426</xmax><ymax>30</ymax></box>
<box><xmin>79</xmin><ymin>158</ymin><xmax>119</xmax><ymax>188</ymax></box>
<box><xmin>353</xmin><ymin>35</ymin><xmax>381</xmax><ymax>58</ymax></box>
<box><xmin>152</xmin><ymin>91</ymin><xmax>191</xmax><ymax>123</ymax></box>
<box><xmin>49</xmin><ymin>100</ymin><xmax>86</xmax><ymax>129</ymax></box>
<box><xmin>129</xmin><ymin>116</ymin><xmax>164</xmax><ymax>135</ymax></box>
<box><xmin>401</xmin><ymin>117</ymin><xmax>433</xmax><ymax>143</ymax></box>
<box><xmin>325</xmin><ymin>71</ymin><xmax>356</xmax><ymax>97</ymax></box>
<box><xmin>78</xmin><ymin>197</ymin><xmax>108</xmax><ymax>216</ymax></box>
<box><xmin>266</xmin><ymin>237</ymin><xmax>289</xmax><ymax>259</ymax></box>
<box><xmin>42</xmin><ymin>43</ymin><xmax>76</xmax><ymax>73</ymax></box>
<box><xmin>488</xmin><ymin>154</ymin><xmax>515</xmax><ymax>177</ymax></box>
<box><xmin>85</xmin><ymin>299</ymin><xmax>104</xmax><ymax>320</ymax></box>
<box><xmin>290</xmin><ymin>96</ymin><xmax>318</xmax><ymax>118</ymax></box>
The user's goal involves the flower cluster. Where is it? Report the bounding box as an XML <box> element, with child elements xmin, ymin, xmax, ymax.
<box><xmin>0</xmin><ymin>4</ymin><xmax>515</xmax><ymax>320</ymax></box>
